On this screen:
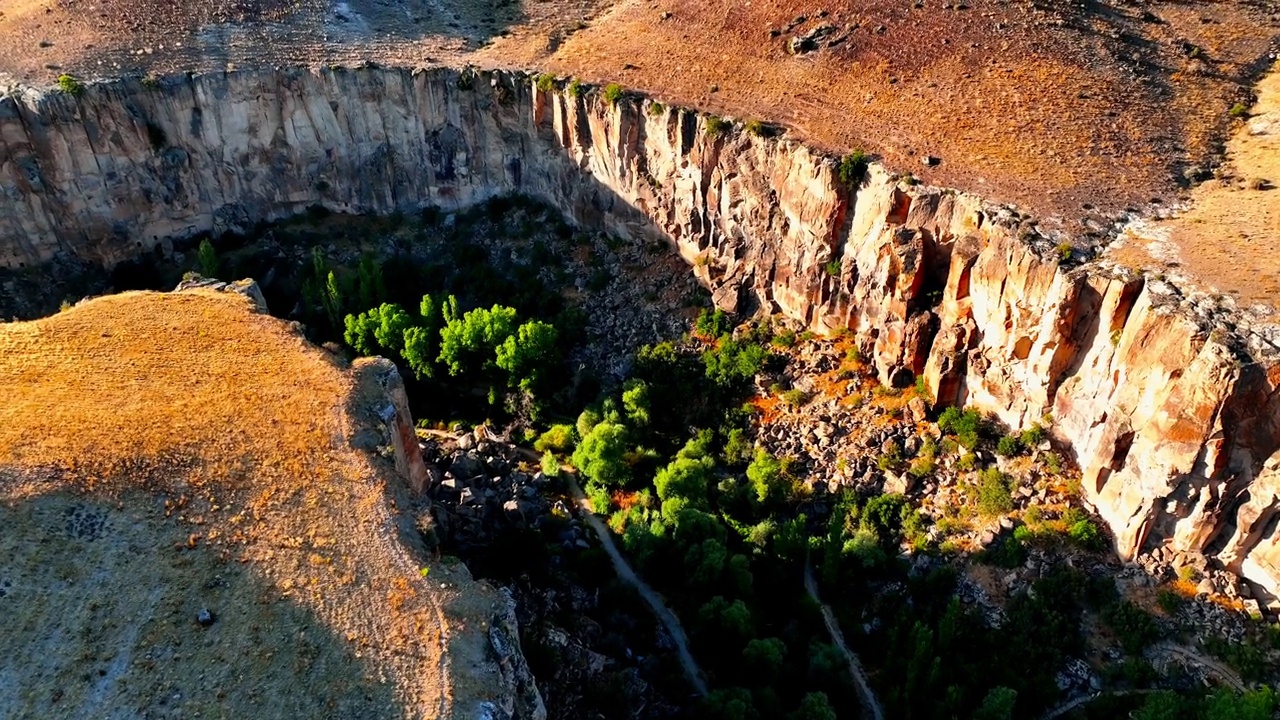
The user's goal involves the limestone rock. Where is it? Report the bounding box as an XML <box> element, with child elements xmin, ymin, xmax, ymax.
<box><xmin>3</xmin><ymin>66</ymin><xmax>1280</xmax><ymax>600</ymax></box>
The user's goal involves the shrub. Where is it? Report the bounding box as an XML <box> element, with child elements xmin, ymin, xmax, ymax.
<box><xmin>196</xmin><ymin>238</ymin><xmax>219</xmax><ymax>278</ymax></box>
<box><xmin>980</xmin><ymin>535</ymin><xmax>1025</xmax><ymax>568</ymax></box>
<box><xmin>771</xmin><ymin>329</ymin><xmax>797</xmax><ymax>348</ymax></box>
<box><xmin>937</xmin><ymin>406</ymin><xmax>983</xmax><ymax>436</ymax></box>
<box><xmin>587</xmin><ymin>484</ymin><xmax>612</xmax><ymax>514</ymax></box>
<box><xmin>1068</xmin><ymin>518</ymin><xmax>1105</xmax><ymax>551</ymax></box>
<box><xmin>705</xmin><ymin>115</ymin><xmax>731</xmax><ymax>137</ymax></box>
<box><xmin>723</xmin><ymin>428</ymin><xmax>753</xmax><ymax>466</ymax></box>
<box><xmin>1058</xmin><ymin>242</ymin><xmax>1073</xmax><ymax>261</ymax></box>
<box><xmin>1229</xmin><ymin>102</ymin><xmax>1250</xmax><ymax>119</ymax></box>
<box><xmin>1043</xmin><ymin>451</ymin><xmax>1063</xmax><ymax>474</ymax></box>
<box><xmin>995</xmin><ymin>434</ymin><xmax>1023</xmax><ymax>457</ymax></box>
<box><xmin>908</xmin><ymin>455</ymin><xmax>935</xmax><ymax>479</ymax></box>
<box><xmin>1102</xmin><ymin>600</ymin><xmax>1159</xmax><ymax>654</ymax></box>
<box><xmin>695</xmin><ymin>307</ymin><xmax>733</xmax><ymax>337</ymax></box>
<box><xmin>603</xmin><ymin>83</ymin><xmax>625</xmax><ymax>104</ymax></box>
<box><xmin>1020</xmin><ymin>423</ymin><xmax>1047</xmax><ymax>447</ymax></box>
<box><xmin>957</xmin><ymin>453</ymin><xmax>979</xmax><ymax>471</ymax></box>
<box><xmin>745</xmin><ymin>119</ymin><xmax>768</xmax><ymax>137</ymax></box>
<box><xmin>649</xmin><ymin>101</ymin><xmax>665</xmax><ymax>115</ymax></box>
<box><xmin>976</xmin><ymin>468</ymin><xmax>1013</xmax><ymax>517</ymax></box>
<box><xmin>534</xmin><ymin>424</ymin><xmax>576</xmax><ymax>454</ymax></box>
<box><xmin>535</xmin><ymin>73</ymin><xmax>556</xmax><ymax>92</ymax></box>
<box><xmin>823</xmin><ymin>259</ymin><xmax>841</xmax><ymax>277</ymax></box>
<box><xmin>568</xmin><ymin>79</ymin><xmax>587</xmax><ymax>98</ymax></box>
<box><xmin>781</xmin><ymin>389</ymin><xmax>809</xmax><ymax>407</ymax></box>
<box><xmin>837</xmin><ymin>151</ymin><xmax>869</xmax><ymax>188</ymax></box>
<box><xmin>541</xmin><ymin>450</ymin><xmax>561</xmax><ymax>478</ymax></box>
<box><xmin>56</xmin><ymin>74</ymin><xmax>84</xmax><ymax>96</ymax></box>
<box><xmin>1156</xmin><ymin>588</ymin><xmax>1183</xmax><ymax>615</ymax></box>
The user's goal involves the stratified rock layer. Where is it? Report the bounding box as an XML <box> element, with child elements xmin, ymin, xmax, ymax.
<box><xmin>3</xmin><ymin>66</ymin><xmax>1280</xmax><ymax>598</ymax></box>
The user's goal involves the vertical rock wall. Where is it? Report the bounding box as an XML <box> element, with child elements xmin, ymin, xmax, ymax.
<box><xmin>4</xmin><ymin>66</ymin><xmax>1280</xmax><ymax>597</ymax></box>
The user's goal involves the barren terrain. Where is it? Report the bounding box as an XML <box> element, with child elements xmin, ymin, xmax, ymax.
<box><xmin>1110</xmin><ymin>62</ymin><xmax>1280</xmax><ymax>312</ymax></box>
<box><xmin>0</xmin><ymin>285</ymin><xmax>509</xmax><ymax>719</ymax></box>
<box><xmin>0</xmin><ymin>0</ymin><xmax>1276</xmax><ymax>222</ymax></box>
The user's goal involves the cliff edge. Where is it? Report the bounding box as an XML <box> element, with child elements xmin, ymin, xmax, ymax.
<box><xmin>0</xmin><ymin>282</ymin><xmax>541</xmax><ymax>719</ymax></box>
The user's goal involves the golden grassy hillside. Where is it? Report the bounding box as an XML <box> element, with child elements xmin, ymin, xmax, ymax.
<box><xmin>0</xmin><ymin>286</ymin><xmax>500</xmax><ymax>719</ymax></box>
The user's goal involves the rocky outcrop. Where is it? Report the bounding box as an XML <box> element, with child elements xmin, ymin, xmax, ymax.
<box><xmin>4</xmin><ymin>66</ymin><xmax>1280</xmax><ymax>600</ymax></box>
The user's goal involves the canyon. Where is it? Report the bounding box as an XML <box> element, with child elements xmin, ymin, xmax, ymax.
<box><xmin>4</xmin><ymin>66</ymin><xmax>1280</xmax><ymax>607</ymax></box>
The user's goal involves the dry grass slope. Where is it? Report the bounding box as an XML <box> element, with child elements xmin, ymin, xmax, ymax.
<box><xmin>2</xmin><ymin>0</ymin><xmax>1274</xmax><ymax>220</ymax></box>
<box><xmin>0</xmin><ymin>288</ymin><xmax>503</xmax><ymax>719</ymax></box>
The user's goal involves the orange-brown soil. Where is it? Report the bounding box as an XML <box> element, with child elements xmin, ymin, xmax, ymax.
<box><xmin>1</xmin><ymin>0</ymin><xmax>1276</xmax><ymax>220</ymax></box>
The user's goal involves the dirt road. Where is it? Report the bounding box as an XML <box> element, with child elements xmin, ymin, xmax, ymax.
<box><xmin>803</xmin><ymin>560</ymin><xmax>884</xmax><ymax>720</ymax></box>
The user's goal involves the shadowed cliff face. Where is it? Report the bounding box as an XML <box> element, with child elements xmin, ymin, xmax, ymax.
<box><xmin>4</xmin><ymin>66</ymin><xmax>1280</xmax><ymax>601</ymax></box>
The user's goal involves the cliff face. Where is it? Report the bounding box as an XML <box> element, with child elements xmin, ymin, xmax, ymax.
<box><xmin>4</xmin><ymin>66</ymin><xmax>1280</xmax><ymax>599</ymax></box>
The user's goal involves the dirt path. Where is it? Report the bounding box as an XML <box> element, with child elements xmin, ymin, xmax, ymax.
<box><xmin>1040</xmin><ymin>689</ymin><xmax>1161</xmax><ymax>720</ymax></box>
<box><xmin>422</xmin><ymin>428</ymin><xmax>709</xmax><ymax>696</ymax></box>
<box><xmin>563</xmin><ymin>473</ymin><xmax>710</xmax><ymax>697</ymax></box>
<box><xmin>1039</xmin><ymin>643</ymin><xmax>1247</xmax><ymax>719</ymax></box>
<box><xmin>803</xmin><ymin>559</ymin><xmax>884</xmax><ymax>720</ymax></box>
<box><xmin>1154</xmin><ymin>642</ymin><xmax>1247</xmax><ymax>692</ymax></box>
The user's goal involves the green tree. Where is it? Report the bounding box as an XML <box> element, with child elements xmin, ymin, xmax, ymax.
<box><xmin>743</xmin><ymin>637</ymin><xmax>786</xmax><ymax>683</ymax></box>
<box><xmin>356</xmin><ymin>253</ymin><xmax>385</xmax><ymax>310</ymax></box>
<box><xmin>576</xmin><ymin>407</ymin><xmax>602</xmax><ymax>439</ymax></box>
<box><xmin>572</xmin><ymin>422</ymin><xmax>630</xmax><ymax>488</ymax></box>
<box><xmin>654</xmin><ymin>435</ymin><xmax>717</xmax><ymax>509</ymax></box>
<box><xmin>344</xmin><ymin>310</ymin><xmax>379</xmax><ymax>355</ymax></box>
<box><xmin>1132</xmin><ymin>691</ymin><xmax>1183</xmax><ymax>720</ymax></box>
<box><xmin>746</xmin><ymin>449</ymin><xmax>785</xmax><ymax>506</ymax></box>
<box><xmin>402</xmin><ymin>326</ymin><xmax>436</xmax><ymax>379</ymax></box>
<box><xmin>400</xmin><ymin>293</ymin><xmax>450</xmax><ymax>379</ymax></box>
<box><xmin>686</xmin><ymin>538</ymin><xmax>728</xmax><ymax>589</ymax></box>
<box><xmin>438</xmin><ymin>304</ymin><xmax>519</xmax><ymax>376</ymax></box>
<box><xmin>196</xmin><ymin>239</ymin><xmax>219</xmax><ymax>278</ymax></box>
<box><xmin>622</xmin><ymin>379</ymin><xmax>652</xmax><ymax>427</ymax></box>
<box><xmin>323</xmin><ymin>271</ymin><xmax>345</xmax><ymax>330</ymax></box>
<box><xmin>1204</xmin><ymin>687</ymin><xmax>1275</xmax><ymax>720</ymax></box>
<box><xmin>973</xmin><ymin>686</ymin><xmax>1017</xmax><ymax>720</ymax></box>
<box><xmin>723</xmin><ymin>427</ymin><xmax>753</xmax><ymax>465</ymax></box>
<box><xmin>703</xmin><ymin>337</ymin><xmax>767</xmax><ymax>388</ymax></box>
<box><xmin>788</xmin><ymin>692</ymin><xmax>836</xmax><ymax>720</ymax></box>
<box><xmin>495</xmin><ymin>320</ymin><xmax>559</xmax><ymax>392</ymax></box>
<box><xmin>703</xmin><ymin>687</ymin><xmax>759</xmax><ymax>720</ymax></box>
<box><xmin>371</xmin><ymin>303</ymin><xmax>414</xmax><ymax>356</ymax></box>
<box><xmin>698</xmin><ymin>596</ymin><xmax>753</xmax><ymax>645</ymax></box>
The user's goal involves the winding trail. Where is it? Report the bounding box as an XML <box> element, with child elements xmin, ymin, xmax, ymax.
<box><xmin>1153</xmin><ymin>642</ymin><xmax>1247</xmax><ymax>692</ymax></box>
<box><xmin>563</xmin><ymin>473</ymin><xmax>710</xmax><ymax>697</ymax></box>
<box><xmin>1040</xmin><ymin>689</ymin><xmax>1161</xmax><ymax>720</ymax></box>
<box><xmin>803</xmin><ymin>559</ymin><xmax>885</xmax><ymax>720</ymax></box>
<box><xmin>423</xmin><ymin>429</ymin><xmax>708</xmax><ymax>696</ymax></box>
<box><xmin>1039</xmin><ymin>642</ymin><xmax>1248</xmax><ymax>719</ymax></box>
